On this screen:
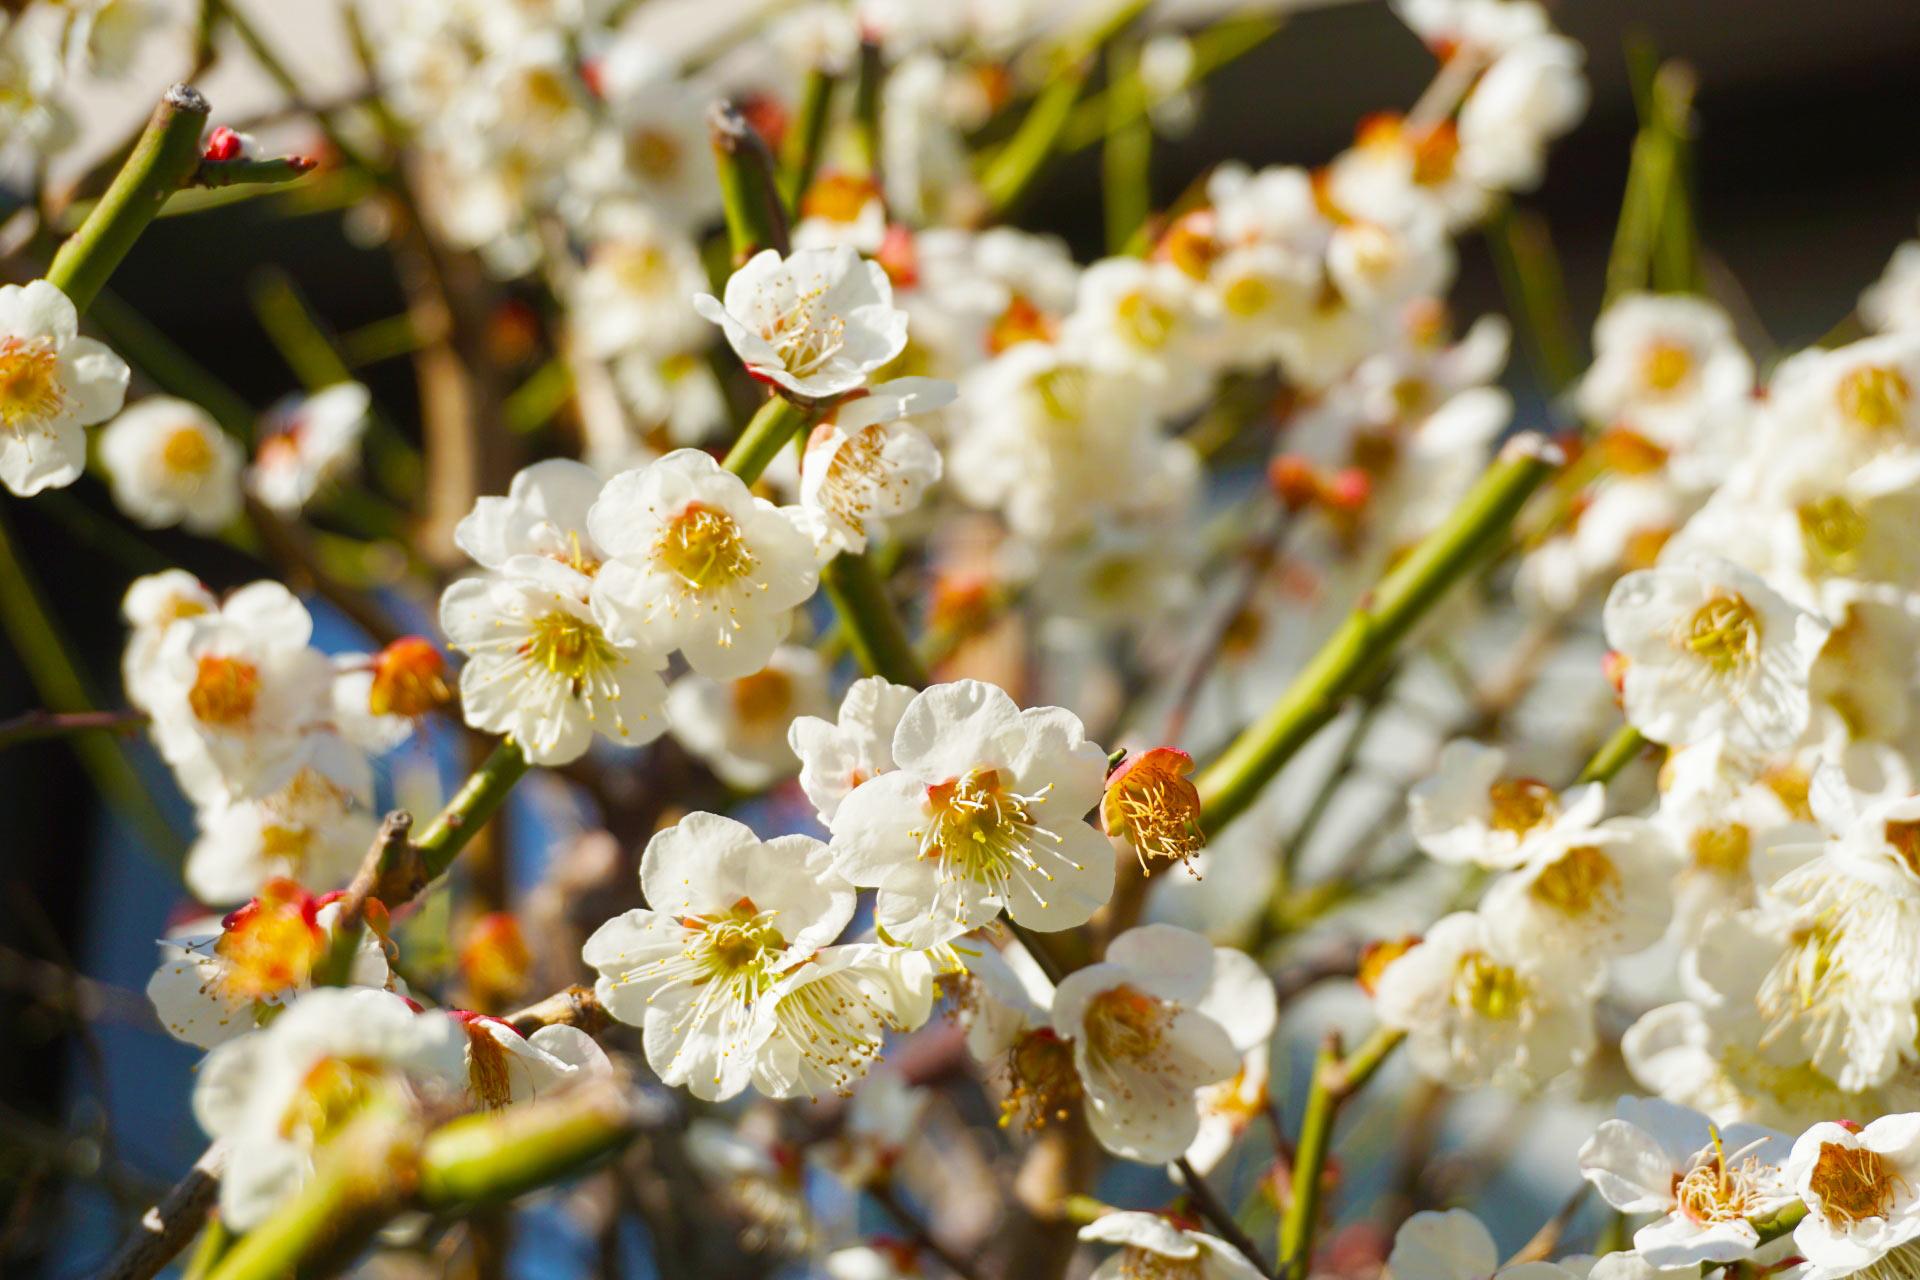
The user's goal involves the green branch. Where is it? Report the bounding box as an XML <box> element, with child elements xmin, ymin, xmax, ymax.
<box><xmin>46</xmin><ymin>84</ymin><xmax>210</xmax><ymax>315</ymax></box>
<box><xmin>1276</xmin><ymin>1027</ymin><xmax>1405</xmax><ymax>1279</ymax></box>
<box><xmin>722</xmin><ymin>396</ymin><xmax>811</xmax><ymax>485</ymax></box>
<box><xmin>710</xmin><ymin>101</ymin><xmax>790</xmax><ymax>265</ymax></box>
<box><xmin>822</xmin><ymin>552</ymin><xmax>928</xmax><ymax>688</ymax></box>
<box><xmin>1195</xmin><ymin>436</ymin><xmax>1562</xmax><ymax>836</ymax></box>
<box><xmin>1576</xmin><ymin>723</ymin><xmax>1647</xmax><ymax>786</ymax></box>
<box><xmin>778</xmin><ymin>67</ymin><xmax>838</xmax><ymax>213</ymax></box>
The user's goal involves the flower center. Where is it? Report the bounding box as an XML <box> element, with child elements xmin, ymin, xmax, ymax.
<box><xmin>1885</xmin><ymin>820</ymin><xmax>1920</xmax><ymax>879</ymax></box>
<box><xmin>1102</xmin><ymin>749</ymin><xmax>1205</xmax><ymax>875</ymax></box>
<box><xmin>603</xmin><ymin>242</ymin><xmax>672</xmax><ymax>294</ymax></box>
<box><xmin>521</xmin><ymin>609</ymin><xmax>619</xmax><ymax>698</ymax></box>
<box><xmin>1221</xmin><ymin>272</ymin><xmax>1275</xmax><ymax>319</ymax></box>
<box><xmin>161</xmin><ymin>425</ymin><xmax>217</xmax><ymax>477</ymax></box>
<box><xmin>1000</xmin><ymin>1027</ymin><xmax>1082</xmax><ymax>1130</ymax></box>
<box><xmin>1116</xmin><ymin>1246</ymin><xmax>1206</xmax><ymax>1280</ymax></box>
<box><xmin>1691</xmin><ymin>823</ymin><xmax>1752</xmax><ymax>876</ymax></box>
<box><xmin>0</xmin><ymin>336</ymin><xmax>65</xmax><ymax>431</ymax></box>
<box><xmin>459</xmin><ymin>1017</ymin><xmax>522</xmax><ymax>1109</ymax></box>
<box><xmin>1486</xmin><ymin>777</ymin><xmax>1556</xmax><ymax>836</ymax></box>
<box><xmin>987</xmin><ymin>294</ymin><xmax>1056</xmax><ymax>354</ymax></box>
<box><xmin>1671</xmin><ymin>1134</ymin><xmax>1771</xmax><ymax>1223</ymax></box>
<box><xmin>1450</xmin><ymin>950</ymin><xmax>1524</xmax><ymax>1019</ymax></box>
<box><xmin>1528</xmin><ymin>843</ymin><xmax>1622</xmax><ymax>918</ymax></box>
<box><xmin>214</xmin><ymin>881</ymin><xmax>324</xmax><ymax>1001</ymax></box>
<box><xmin>1798</xmin><ymin>495</ymin><xmax>1868</xmax><ymax>574</ymax></box>
<box><xmin>280</xmin><ymin>1056</ymin><xmax>385</xmax><ymax>1145</ymax></box>
<box><xmin>656</xmin><ymin>502</ymin><xmax>755</xmax><ymax>590</ymax></box>
<box><xmin>915</xmin><ymin>767</ymin><xmax>1063</xmax><ymax>903</ymax></box>
<box><xmin>1410</xmin><ymin>122</ymin><xmax>1459</xmax><ymax>186</ymax></box>
<box><xmin>1808</xmin><ymin>1142</ymin><xmax>1904</xmax><ymax>1226</ymax></box>
<box><xmin>368</xmin><ymin>636</ymin><xmax>453</xmax><ymax>717</ymax></box>
<box><xmin>1684</xmin><ymin>595</ymin><xmax>1761</xmax><ymax>674</ymax></box>
<box><xmin>629</xmin><ymin>128</ymin><xmax>683</xmax><ymax>180</ymax></box>
<box><xmin>1116</xmin><ymin>290</ymin><xmax>1176</xmax><ymax>350</ymax></box>
<box><xmin>259</xmin><ymin>823</ymin><xmax>314</xmax><ymax>867</ymax></box>
<box><xmin>800</xmin><ymin>173</ymin><xmax>880</xmax><ymax>224</ymax></box>
<box><xmin>689</xmin><ymin>898</ymin><xmax>787</xmax><ymax>981</ymax></box>
<box><xmin>816</xmin><ymin>422</ymin><xmax>900</xmax><ymax>536</ymax></box>
<box><xmin>1083</xmin><ymin>983</ymin><xmax>1173</xmax><ymax>1064</ymax></box>
<box><xmin>730</xmin><ymin>667</ymin><xmax>794</xmax><ymax>730</ymax></box>
<box><xmin>1836</xmin><ymin>364</ymin><xmax>1912</xmax><ymax>434</ymax></box>
<box><xmin>188</xmin><ymin>654</ymin><xmax>262</xmax><ymax>726</ymax></box>
<box><xmin>762</xmin><ymin>288</ymin><xmax>847</xmax><ymax>377</ymax></box>
<box><xmin>1640</xmin><ymin>341</ymin><xmax>1694</xmax><ymax>394</ymax></box>
<box><xmin>1031</xmin><ymin>365</ymin><xmax>1089</xmax><ymax>422</ymax></box>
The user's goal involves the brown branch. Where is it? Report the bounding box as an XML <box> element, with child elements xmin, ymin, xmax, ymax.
<box><xmin>0</xmin><ymin>708</ymin><xmax>148</xmax><ymax>751</ymax></box>
<box><xmin>96</xmin><ymin>1143</ymin><xmax>226</xmax><ymax>1280</ymax></box>
<box><xmin>505</xmin><ymin>985</ymin><xmax>609</xmax><ymax>1037</ymax></box>
<box><xmin>871</xmin><ymin>1182</ymin><xmax>984</xmax><ymax>1280</ymax></box>
<box><xmin>1173</xmin><ymin>1156</ymin><xmax>1275</xmax><ymax>1278</ymax></box>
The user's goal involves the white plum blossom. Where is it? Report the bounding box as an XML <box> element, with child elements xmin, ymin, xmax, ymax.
<box><xmin>1862</xmin><ymin>240</ymin><xmax>1920</xmax><ymax>335</ymax></box>
<box><xmin>192</xmin><ymin>988</ymin><xmax>466</xmax><ymax>1229</ymax></box>
<box><xmin>1577</xmin><ymin>294</ymin><xmax>1753</xmax><ymax>452</ymax></box>
<box><xmin>97</xmin><ymin>396</ymin><xmax>243</xmax><ymax>532</ymax></box>
<box><xmin>1385</xmin><ymin>1210</ymin><xmax>1574</xmax><ymax>1280</ymax></box>
<box><xmin>1064</xmin><ymin>258</ymin><xmax>1216</xmax><ymax>415</ymax></box>
<box><xmin>0</xmin><ymin>279</ymin><xmax>130</xmax><ymax>496</ymax></box>
<box><xmin>589</xmin><ymin>448</ymin><xmax>821</xmax><ymax>679</ymax></box>
<box><xmin>456</xmin><ymin>456</ymin><xmax>609</xmax><ymax>575</ymax></box>
<box><xmin>827</xmin><ymin>679</ymin><xmax>1113</xmax><ymax>949</ymax></box>
<box><xmin>246</xmin><ymin>383</ymin><xmax>370</xmax><ymax>516</ymax></box>
<box><xmin>1604</xmin><ymin>558</ymin><xmax>1832</xmax><ymax>755</ymax></box>
<box><xmin>441</xmin><ymin>557</ymin><xmax>668</xmax><ymax>765</ymax></box>
<box><xmin>1078</xmin><ymin>1211</ymin><xmax>1264</xmax><ymax>1280</ymax></box>
<box><xmin>1456</xmin><ymin>35</ymin><xmax>1589</xmax><ymax>193</ymax></box>
<box><xmin>1578</xmin><ymin>1096</ymin><xmax>1794</xmax><ymax>1266</ymax></box>
<box><xmin>184</xmin><ymin>752</ymin><xmax>377</xmax><ymax>904</ymax></box>
<box><xmin>1479</xmin><ymin>817</ymin><xmax>1678</xmax><ymax>967</ymax></box>
<box><xmin>1051</xmin><ymin>925</ymin><xmax>1243</xmax><ymax>1163</ymax></box>
<box><xmin>695</xmin><ymin>246</ymin><xmax>909</xmax><ymax>401</ymax></box>
<box><xmin>121</xmin><ymin>569</ymin><xmax>215</xmax><ymax>713</ymax></box>
<box><xmin>454</xmin><ymin>1012</ymin><xmax>613</xmax><ymax>1109</ymax></box>
<box><xmin>582</xmin><ymin>813</ymin><xmax>855</xmax><ymax>1101</ymax></box>
<box><xmin>1408</xmin><ymin>739</ymin><xmax>1607</xmax><ymax>869</ymax></box>
<box><xmin>788</xmin><ymin>675</ymin><xmax>919</xmax><ymax>825</ymax></box>
<box><xmin>1786</xmin><ymin>1115</ymin><xmax>1920</xmax><ymax>1280</ymax></box>
<box><xmin>573</xmin><ymin>204</ymin><xmax>711</xmax><ymax>359</ymax></box>
<box><xmin>665</xmin><ymin>644</ymin><xmax>831</xmax><ymax>790</ymax></box>
<box><xmin>1373</xmin><ymin>910</ymin><xmax>1596</xmax><ymax>1091</ymax></box>
<box><xmin>797</xmin><ymin>377</ymin><xmax>951</xmax><ymax>555</ymax></box>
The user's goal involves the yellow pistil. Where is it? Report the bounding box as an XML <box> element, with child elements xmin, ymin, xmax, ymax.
<box><xmin>280</xmin><ymin>1056</ymin><xmax>384</xmax><ymax>1145</ymax></box>
<box><xmin>1528</xmin><ymin>843</ymin><xmax>1622</xmax><ymax>917</ymax></box>
<box><xmin>1684</xmin><ymin>595</ymin><xmax>1762</xmax><ymax>674</ymax></box>
<box><xmin>1835</xmin><ymin>364</ymin><xmax>1912</xmax><ymax>434</ymax></box>
<box><xmin>1102</xmin><ymin>747</ymin><xmax>1205</xmax><ymax>876</ymax></box>
<box><xmin>915</xmin><ymin>767</ymin><xmax>1065</xmax><ymax>905</ymax></box>
<box><xmin>0</xmin><ymin>335</ymin><xmax>64</xmax><ymax>432</ymax></box>
<box><xmin>1641</xmin><ymin>340</ymin><xmax>1694</xmax><ymax>394</ymax></box>
<box><xmin>1807</xmin><ymin>1142</ymin><xmax>1904</xmax><ymax>1226</ymax></box>
<box><xmin>521</xmin><ymin>609</ymin><xmax>618</xmax><ymax>698</ymax></box>
<box><xmin>1486</xmin><ymin>777</ymin><xmax>1557</xmax><ymax>837</ymax></box>
<box><xmin>188</xmin><ymin>654</ymin><xmax>262</xmax><ymax>726</ymax></box>
<box><xmin>1451</xmin><ymin>950</ymin><xmax>1524</xmax><ymax>1019</ymax></box>
<box><xmin>656</xmin><ymin>502</ymin><xmax>755</xmax><ymax>591</ymax></box>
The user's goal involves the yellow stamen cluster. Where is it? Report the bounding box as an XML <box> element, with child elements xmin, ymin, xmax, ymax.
<box><xmin>1684</xmin><ymin>594</ymin><xmax>1762</xmax><ymax>674</ymax></box>
<box><xmin>1808</xmin><ymin>1142</ymin><xmax>1905</xmax><ymax>1226</ymax></box>
<box><xmin>280</xmin><ymin>1056</ymin><xmax>384</xmax><ymax>1145</ymax></box>
<box><xmin>656</xmin><ymin>502</ymin><xmax>756</xmax><ymax>592</ymax></box>
<box><xmin>1115</xmin><ymin>1247</ymin><xmax>1206</xmax><ymax>1280</ymax></box>
<box><xmin>523</xmin><ymin>609</ymin><xmax>619</xmax><ymax>697</ymax></box>
<box><xmin>188</xmin><ymin>654</ymin><xmax>262</xmax><ymax>727</ymax></box>
<box><xmin>761</xmin><ymin>287</ymin><xmax>848</xmax><ymax>378</ymax></box>
<box><xmin>915</xmin><ymin>767</ymin><xmax>1068</xmax><ymax>909</ymax></box>
<box><xmin>1671</xmin><ymin>1130</ymin><xmax>1771</xmax><ymax>1224</ymax></box>
<box><xmin>815</xmin><ymin>422</ymin><xmax>903</xmax><ymax>538</ymax></box>
<box><xmin>1836</xmin><ymin>364</ymin><xmax>1912</xmax><ymax>434</ymax></box>
<box><xmin>1451</xmin><ymin>950</ymin><xmax>1525</xmax><ymax>1019</ymax></box>
<box><xmin>1690</xmin><ymin>823</ymin><xmax>1753</xmax><ymax>876</ymax></box>
<box><xmin>1000</xmin><ymin>1028</ymin><xmax>1082</xmax><ymax>1130</ymax></box>
<box><xmin>1116</xmin><ymin>291</ymin><xmax>1176</xmax><ymax>350</ymax></box>
<box><xmin>1102</xmin><ymin>748</ymin><xmax>1205</xmax><ymax>876</ymax></box>
<box><xmin>0</xmin><ymin>335</ymin><xmax>65</xmax><ymax>432</ymax></box>
<box><xmin>213</xmin><ymin>881</ymin><xmax>324</xmax><ymax>1001</ymax></box>
<box><xmin>1641</xmin><ymin>340</ymin><xmax>1695</xmax><ymax>393</ymax></box>
<box><xmin>1799</xmin><ymin>495</ymin><xmax>1868</xmax><ymax>575</ymax></box>
<box><xmin>1486</xmin><ymin>776</ymin><xmax>1557</xmax><ymax>837</ymax></box>
<box><xmin>161</xmin><ymin>425</ymin><xmax>216</xmax><ymax>477</ymax></box>
<box><xmin>1528</xmin><ymin>843</ymin><xmax>1622</xmax><ymax>917</ymax></box>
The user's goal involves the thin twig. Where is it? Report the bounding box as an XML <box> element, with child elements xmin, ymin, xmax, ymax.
<box><xmin>95</xmin><ymin>1143</ymin><xmax>227</xmax><ymax>1280</ymax></box>
<box><xmin>0</xmin><ymin>708</ymin><xmax>148</xmax><ymax>751</ymax></box>
<box><xmin>871</xmin><ymin>1182</ymin><xmax>984</xmax><ymax>1280</ymax></box>
<box><xmin>1173</xmin><ymin>1156</ymin><xmax>1276</xmax><ymax>1278</ymax></box>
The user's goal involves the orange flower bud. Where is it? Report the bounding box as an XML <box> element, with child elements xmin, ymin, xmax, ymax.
<box><xmin>1101</xmin><ymin>747</ymin><xmax>1205</xmax><ymax>876</ymax></box>
<box><xmin>368</xmin><ymin>636</ymin><xmax>453</xmax><ymax>719</ymax></box>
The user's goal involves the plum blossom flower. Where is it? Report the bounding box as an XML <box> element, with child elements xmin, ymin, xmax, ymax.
<box><xmin>1786</xmin><ymin>1115</ymin><xmax>1920</xmax><ymax>1280</ymax></box>
<box><xmin>796</xmin><ymin>377</ymin><xmax>951</xmax><ymax>556</ymax></box>
<box><xmin>1577</xmin><ymin>294</ymin><xmax>1753</xmax><ymax>452</ymax></box>
<box><xmin>441</xmin><ymin>557</ymin><xmax>668</xmax><ymax>765</ymax></box>
<box><xmin>453</xmin><ymin>1012</ymin><xmax>612</xmax><ymax>1109</ymax></box>
<box><xmin>146</xmin><ymin>881</ymin><xmax>395</xmax><ymax>1048</ymax></box>
<box><xmin>121</xmin><ymin>569</ymin><xmax>216</xmax><ymax>713</ymax></box>
<box><xmin>788</xmin><ymin>675</ymin><xmax>919</xmax><ymax>825</ymax></box>
<box><xmin>1409</xmin><ymin>739</ymin><xmax>1607</xmax><ymax>869</ymax></box>
<box><xmin>1078</xmin><ymin>1211</ymin><xmax>1264</xmax><ymax>1280</ymax></box>
<box><xmin>97</xmin><ymin>396</ymin><xmax>243</xmax><ymax>532</ymax></box>
<box><xmin>1479</xmin><ymin>817</ymin><xmax>1678</xmax><ymax>968</ymax></box>
<box><xmin>582</xmin><ymin>813</ymin><xmax>855</xmax><ymax>1101</ymax></box>
<box><xmin>184</xmin><ymin>750</ymin><xmax>376</xmax><ymax>904</ymax></box>
<box><xmin>589</xmin><ymin>448</ymin><xmax>820</xmax><ymax>679</ymax></box>
<box><xmin>0</xmin><ymin>279</ymin><xmax>130</xmax><ymax>496</ymax></box>
<box><xmin>1604</xmin><ymin>558</ymin><xmax>1831</xmax><ymax>755</ymax></box>
<box><xmin>457</xmin><ymin>457</ymin><xmax>610</xmax><ymax>575</ymax></box>
<box><xmin>572</xmin><ymin>203</ymin><xmax>711</xmax><ymax>358</ymax></box>
<box><xmin>695</xmin><ymin>246</ymin><xmax>909</xmax><ymax>401</ymax></box>
<box><xmin>1580</xmin><ymin>1096</ymin><xmax>1794</xmax><ymax>1267</ymax></box>
<box><xmin>1050</xmin><ymin>925</ymin><xmax>1243</xmax><ymax>1162</ymax></box>
<box><xmin>665</xmin><ymin>644</ymin><xmax>832</xmax><ymax>790</ymax></box>
<box><xmin>1372</xmin><ymin>910</ymin><xmax>1596</xmax><ymax>1091</ymax></box>
<box><xmin>826</xmin><ymin>679</ymin><xmax>1113</xmax><ymax>949</ymax></box>
<box><xmin>1386</xmin><ymin>1210</ymin><xmax>1575</xmax><ymax>1280</ymax></box>
<box><xmin>192</xmin><ymin>988</ymin><xmax>465</xmax><ymax>1229</ymax></box>
<box><xmin>247</xmin><ymin>382</ymin><xmax>370</xmax><ymax>516</ymax></box>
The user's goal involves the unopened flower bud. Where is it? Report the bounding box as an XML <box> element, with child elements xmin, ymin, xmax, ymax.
<box><xmin>202</xmin><ymin>125</ymin><xmax>249</xmax><ymax>162</ymax></box>
<box><xmin>1269</xmin><ymin>454</ymin><xmax>1321</xmax><ymax>511</ymax></box>
<box><xmin>369</xmin><ymin>636</ymin><xmax>453</xmax><ymax>718</ymax></box>
<box><xmin>1324</xmin><ymin>467</ymin><xmax>1372</xmax><ymax>512</ymax></box>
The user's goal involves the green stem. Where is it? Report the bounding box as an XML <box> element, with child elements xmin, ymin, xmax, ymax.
<box><xmin>1277</xmin><ymin>1028</ymin><xmax>1404</xmax><ymax>1279</ymax></box>
<box><xmin>1101</xmin><ymin>39</ymin><xmax>1152</xmax><ymax>255</ymax></box>
<box><xmin>722</xmin><ymin>396</ymin><xmax>811</xmax><ymax>485</ymax></box>
<box><xmin>710</xmin><ymin>102</ymin><xmax>790</xmax><ymax>265</ymax></box>
<box><xmin>418</xmin><ymin>1082</ymin><xmax>641</xmax><ymax>1210</ymax></box>
<box><xmin>979</xmin><ymin>63</ymin><xmax>1093</xmax><ymax>216</ymax></box>
<box><xmin>415</xmin><ymin>741</ymin><xmax>531</xmax><ymax>885</ymax></box>
<box><xmin>46</xmin><ymin>84</ymin><xmax>210</xmax><ymax>315</ymax></box>
<box><xmin>851</xmin><ymin>39</ymin><xmax>885</xmax><ymax>189</ymax></box>
<box><xmin>191</xmin><ymin>155</ymin><xmax>316</xmax><ymax>189</ymax></box>
<box><xmin>1485</xmin><ymin>201</ymin><xmax>1581</xmax><ymax>393</ymax></box>
<box><xmin>0</xmin><ymin>506</ymin><xmax>180</xmax><ymax>861</ymax></box>
<box><xmin>1576</xmin><ymin>723</ymin><xmax>1647</xmax><ymax>785</ymax></box>
<box><xmin>821</xmin><ymin>552</ymin><xmax>928</xmax><ymax>688</ymax></box>
<box><xmin>1061</xmin><ymin>14</ymin><xmax>1283</xmax><ymax>153</ymax></box>
<box><xmin>778</xmin><ymin>67</ymin><xmax>838</xmax><ymax>213</ymax></box>
<box><xmin>1195</xmin><ymin>436</ymin><xmax>1562</xmax><ymax>836</ymax></box>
